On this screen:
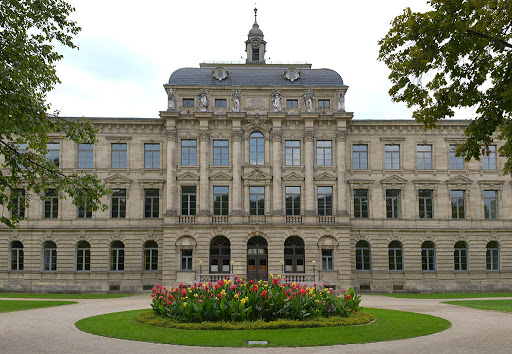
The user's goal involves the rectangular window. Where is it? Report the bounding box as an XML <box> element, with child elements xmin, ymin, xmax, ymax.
<box><xmin>111</xmin><ymin>189</ymin><xmax>126</xmax><ymax>218</ymax></box>
<box><xmin>418</xmin><ymin>189</ymin><xmax>433</xmax><ymax>219</ymax></box>
<box><xmin>213</xmin><ymin>140</ymin><xmax>229</xmax><ymax>166</ymax></box>
<box><xmin>385</xmin><ymin>144</ymin><xmax>400</xmax><ymax>170</ymax></box>
<box><xmin>417</xmin><ymin>144</ymin><xmax>432</xmax><ymax>170</ymax></box>
<box><xmin>352</xmin><ymin>144</ymin><xmax>368</xmax><ymax>170</ymax></box>
<box><xmin>181</xmin><ymin>249</ymin><xmax>193</xmax><ymax>271</ymax></box>
<box><xmin>321</xmin><ymin>249</ymin><xmax>333</xmax><ymax>270</ymax></box>
<box><xmin>285</xmin><ymin>186</ymin><xmax>301</xmax><ymax>215</ymax></box>
<box><xmin>44</xmin><ymin>189</ymin><xmax>58</xmax><ymax>218</ymax></box>
<box><xmin>111</xmin><ymin>143</ymin><xmax>127</xmax><ymax>169</ymax></box>
<box><xmin>213</xmin><ymin>186</ymin><xmax>229</xmax><ymax>215</ymax></box>
<box><xmin>285</xmin><ymin>140</ymin><xmax>301</xmax><ymax>166</ymax></box>
<box><xmin>484</xmin><ymin>190</ymin><xmax>498</xmax><ymax>219</ymax></box>
<box><xmin>181</xmin><ymin>186</ymin><xmax>196</xmax><ymax>215</ymax></box>
<box><xmin>144</xmin><ymin>189</ymin><xmax>159</xmax><ymax>218</ymax></box>
<box><xmin>215</xmin><ymin>99</ymin><xmax>227</xmax><ymax>107</ymax></box>
<box><xmin>422</xmin><ymin>245</ymin><xmax>435</xmax><ymax>271</ymax></box>
<box><xmin>318</xmin><ymin>99</ymin><xmax>330</xmax><ymax>108</ymax></box>
<box><xmin>16</xmin><ymin>143</ymin><xmax>27</xmax><ymax>168</ymax></box>
<box><xmin>286</xmin><ymin>99</ymin><xmax>298</xmax><ymax>108</ymax></box>
<box><xmin>449</xmin><ymin>144</ymin><xmax>464</xmax><ymax>170</ymax></box>
<box><xmin>77</xmin><ymin>195</ymin><xmax>92</xmax><ymax>219</ymax></box>
<box><xmin>46</xmin><ymin>143</ymin><xmax>60</xmax><ymax>167</ymax></box>
<box><xmin>11</xmin><ymin>189</ymin><xmax>25</xmax><ymax>218</ymax></box>
<box><xmin>78</xmin><ymin>143</ymin><xmax>93</xmax><ymax>169</ymax></box>
<box><xmin>182</xmin><ymin>98</ymin><xmax>195</xmax><ymax>107</ymax></box>
<box><xmin>451</xmin><ymin>190</ymin><xmax>465</xmax><ymax>219</ymax></box>
<box><xmin>386</xmin><ymin>189</ymin><xmax>401</xmax><ymax>219</ymax></box>
<box><xmin>482</xmin><ymin>145</ymin><xmax>497</xmax><ymax>170</ymax></box>
<box><xmin>353</xmin><ymin>189</ymin><xmax>369</xmax><ymax>218</ymax></box>
<box><xmin>249</xmin><ymin>186</ymin><xmax>265</xmax><ymax>215</ymax></box>
<box><xmin>317</xmin><ymin>186</ymin><xmax>333</xmax><ymax>216</ymax></box>
<box><xmin>144</xmin><ymin>143</ymin><xmax>160</xmax><ymax>169</ymax></box>
<box><xmin>316</xmin><ymin>141</ymin><xmax>332</xmax><ymax>166</ymax></box>
<box><xmin>181</xmin><ymin>140</ymin><xmax>197</xmax><ymax>165</ymax></box>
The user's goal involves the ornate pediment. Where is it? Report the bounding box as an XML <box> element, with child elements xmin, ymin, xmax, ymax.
<box><xmin>282</xmin><ymin>172</ymin><xmax>304</xmax><ymax>181</ymax></box>
<box><xmin>446</xmin><ymin>175</ymin><xmax>473</xmax><ymax>187</ymax></box>
<box><xmin>242</xmin><ymin>169</ymin><xmax>272</xmax><ymax>181</ymax></box>
<box><xmin>314</xmin><ymin>172</ymin><xmax>336</xmax><ymax>181</ymax></box>
<box><xmin>380</xmin><ymin>175</ymin><xmax>407</xmax><ymax>185</ymax></box>
<box><xmin>177</xmin><ymin>172</ymin><xmax>200</xmax><ymax>181</ymax></box>
<box><xmin>210</xmin><ymin>172</ymin><xmax>232</xmax><ymax>181</ymax></box>
<box><xmin>104</xmin><ymin>174</ymin><xmax>132</xmax><ymax>186</ymax></box>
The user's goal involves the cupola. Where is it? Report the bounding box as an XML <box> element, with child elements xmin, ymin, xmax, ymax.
<box><xmin>245</xmin><ymin>8</ymin><xmax>266</xmax><ymax>64</ymax></box>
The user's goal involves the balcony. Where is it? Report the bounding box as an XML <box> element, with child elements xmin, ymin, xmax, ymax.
<box><xmin>318</xmin><ymin>215</ymin><xmax>336</xmax><ymax>224</ymax></box>
<box><xmin>248</xmin><ymin>215</ymin><xmax>266</xmax><ymax>224</ymax></box>
<box><xmin>211</xmin><ymin>215</ymin><xmax>230</xmax><ymax>224</ymax></box>
<box><xmin>285</xmin><ymin>215</ymin><xmax>303</xmax><ymax>224</ymax></box>
<box><xmin>284</xmin><ymin>273</ymin><xmax>319</xmax><ymax>284</ymax></box>
<box><xmin>178</xmin><ymin>215</ymin><xmax>196</xmax><ymax>224</ymax></box>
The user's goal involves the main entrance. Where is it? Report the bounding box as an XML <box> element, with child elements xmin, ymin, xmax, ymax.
<box><xmin>247</xmin><ymin>236</ymin><xmax>268</xmax><ymax>281</ymax></box>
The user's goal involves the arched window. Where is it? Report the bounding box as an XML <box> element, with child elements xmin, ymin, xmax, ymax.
<box><xmin>11</xmin><ymin>241</ymin><xmax>23</xmax><ymax>271</ymax></box>
<box><xmin>388</xmin><ymin>241</ymin><xmax>403</xmax><ymax>271</ymax></box>
<box><xmin>454</xmin><ymin>241</ymin><xmax>468</xmax><ymax>271</ymax></box>
<box><xmin>284</xmin><ymin>236</ymin><xmax>305</xmax><ymax>273</ymax></box>
<box><xmin>486</xmin><ymin>241</ymin><xmax>500</xmax><ymax>271</ymax></box>
<box><xmin>110</xmin><ymin>241</ymin><xmax>125</xmax><ymax>271</ymax></box>
<box><xmin>249</xmin><ymin>132</ymin><xmax>264</xmax><ymax>165</ymax></box>
<box><xmin>355</xmin><ymin>241</ymin><xmax>370</xmax><ymax>271</ymax></box>
<box><xmin>144</xmin><ymin>240</ymin><xmax>158</xmax><ymax>271</ymax></box>
<box><xmin>43</xmin><ymin>241</ymin><xmax>57</xmax><ymax>271</ymax></box>
<box><xmin>421</xmin><ymin>241</ymin><xmax>436</xmax><ymax>271</ymax></box>
<box><xmin>210</xmin><ymin>236</ymin><xmax>230</xmax><ymax>273</ymax></box>
<box><xmin>76</xmin><ymin>241</ymin><xmax>90</xmax><ymax>271</ymax></box>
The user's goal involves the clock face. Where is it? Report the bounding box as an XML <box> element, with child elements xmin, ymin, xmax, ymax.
<box><xmin>251</xmin><ymin>39</ymin><xmax>261</xmax><ymax>48</ymax></box>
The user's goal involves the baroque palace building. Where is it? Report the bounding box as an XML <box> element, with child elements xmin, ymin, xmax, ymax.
<box><xmin>1</xmin><ymin>12</ymin><xmax>511</xmax><ymax>293</ymax></box>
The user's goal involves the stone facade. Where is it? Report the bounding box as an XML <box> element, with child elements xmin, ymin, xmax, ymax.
<box><xmin>1</xmin><ymin>15</ymin><xmax>511</xmax><ymax>293</ymax></box>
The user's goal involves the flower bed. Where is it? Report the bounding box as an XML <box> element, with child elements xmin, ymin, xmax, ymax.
<box><xmin>151</xmin><ymin>275</ymin><xmax>361</xmax><ymax>323</ymax></box>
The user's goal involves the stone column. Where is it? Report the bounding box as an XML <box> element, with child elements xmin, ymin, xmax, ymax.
<box><xmin>198</xmin><ymin>130</ymin><xmax>210</xmax><ymax>215</ymax></box>
<box><xmin>304</xmin><ymin>131</ymin><xmax>315</xmax><ymax>215</ymax></box>
<box><xmin>271</xmin><ymin>130</ymin><xmax>283</xmax><ymax>214</ymax></box>
<box><xmin>336</xmin><ymin>131</ymin><xmax>348</xmax><ymax>215</ymax></box>
<box><xmin>231</xmin><ymin>129</ymin><xmax>243</xmax><ymax>215</ymax></box>
<box><xmin>165</xmin><ymin>129</ymin><xmax>178</xmax><ymax>215</ymax></box>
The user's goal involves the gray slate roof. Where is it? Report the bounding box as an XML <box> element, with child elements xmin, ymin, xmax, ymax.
<box><xmin>168</xmin><ymin>67</ymin><xmax>344</xmax><ymax>87</ymax></box>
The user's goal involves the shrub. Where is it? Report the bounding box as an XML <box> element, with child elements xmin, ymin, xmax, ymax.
<box><xmin>150</xmin><ymin>275</ymin><xmax>361</xmax><ymax>323</ymax></box>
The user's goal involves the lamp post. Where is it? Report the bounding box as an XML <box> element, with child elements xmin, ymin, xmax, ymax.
<box><xmin>311</xmin><ymin>260</ymin><xmax>317</xmax><ymax>274</ymax></box>
<box><xmin>198</xmin><ymin>260</ymin><xmax>203</xmax><ymax>275</ymax></box>
<box><xmin>280</xmin><ymin>260</ymin><xmax>284</xmax><ymax>274</ymax></box>
<box><xmin>230</xmin><ymin>260</ymin><xmax>235</xmax><ymax>275</ymax></box>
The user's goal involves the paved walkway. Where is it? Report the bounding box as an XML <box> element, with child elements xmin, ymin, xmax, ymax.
<box><xmin>1</xmin><ymin>294</ymin><xmax>512</xmax><ymax>353</ymax></box>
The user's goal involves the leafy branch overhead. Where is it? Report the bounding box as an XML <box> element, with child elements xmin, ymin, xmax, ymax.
<box><xmin>0</xmin><ymin>0</ymin><xmax>109</xmax><ymax>227</ymax></box>
<box><xmin>378</xmin><ymin>0</ymin><xmax>512</xmax><ymax>172</ymax></box>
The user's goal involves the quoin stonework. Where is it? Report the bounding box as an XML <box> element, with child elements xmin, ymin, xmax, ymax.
<box><xmin>1</xmin><ymin>10</ymin><xmax>510</xmax><ymax>293</ymax></box>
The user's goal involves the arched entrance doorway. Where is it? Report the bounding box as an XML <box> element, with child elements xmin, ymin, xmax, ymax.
<box><xmin>284</xmin><ymin>236</ymin><xmax>305</xmax><ymax>273</ymax></box>
<box><xmin>210</xmin><ymin>236</ymin><xmax>230</xmax><ymax>273</ymax></box>
<box><xmin>247</xmin><ymin>236</ymin><xmax>268</xmax><ymax>281</ymax></box>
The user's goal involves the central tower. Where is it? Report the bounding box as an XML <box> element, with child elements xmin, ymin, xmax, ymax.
<box><xmin>245</xmin><ymin>8</ymin><xmax>266</xmax><ymax>64</ymax></box>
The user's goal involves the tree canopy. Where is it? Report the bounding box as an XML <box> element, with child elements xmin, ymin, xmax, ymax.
<box><xmin>378</xmin><ymin>0</ymin><xmax>512</xmax><ymax>172</ymax></box>
<box><xmin>0</xmin><ymin>0</ymin><xmax>109</xmax><ymax>227</ymax></box>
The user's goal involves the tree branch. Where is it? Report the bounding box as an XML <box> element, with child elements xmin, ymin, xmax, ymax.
<box><xmin>466</xmin><ymin>29</ymin><xmax>512</xmax><ymax>49</ymax></box>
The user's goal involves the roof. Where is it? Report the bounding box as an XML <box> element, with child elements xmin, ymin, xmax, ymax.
<box><xmin>168</xmin><ymin>66</ymin><xmax>344</xmax><ymax>87</ymax></box>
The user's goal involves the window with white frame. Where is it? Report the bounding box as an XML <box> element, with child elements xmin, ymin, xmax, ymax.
<box><xmin>454</xmin><ymin>241</ymin><xmax>468</xmax><ymax>271</ymax></box>
<box><xmin>386</xmin><ymin>189</ymin><xmax>401</xmax><ymax>219</ymax></box>
<box><xmin>249</xmin><ymin>186</ymin><xmax>265</xmax><ymax>215</ymax></box>
<box><xmin>355</xmin><ymin>241</ymin><xmax>371</xmax><ymax>271</ymax></box>
<box><xmin>77</xmin><ymin>192</ymin><xmax>92</xmax><ymax>219</ymax></box>
<box><xmin>181</xmin><ymin>186</ymin><xmax>196</xmax><ymax>215</ymax></box>
<box><xmin>181</xmin><ymin>249</ymin><xmax>193</xmax><ymax>271</ymax></box>
<box><xmin>249</xmin><ymin>132</ymin><xmax>264</xmax><ymax>165</ymax></box>
<box><xmin>417</xmin><ymin>144</ymin><xmax>432</xmax><ymax>169</ymax></box>
<box><xmin>451</xmin><ymin>190</ymin><xmax>465</xmax><ymax>219</ymax></box>
<box><xmin>421</xmin><ymin>241</ymin><xmax>436</xmax><ymax>271</ymax></box>
<box><xmin>285</xmin><ymin>186</ymin><xmax>301</xmax><ymax>215</ymax></box>
<box><xmin>44</xmin><ymin>189</ymin><xmax>58</xmax><ymax>218</ymax></box>
<box><xmin>384</xmin><ymin>144</ymin><xmax>400</xmax><ymax>169</ymax></box>
<box><xmin>388</xmin><ymin>241</ymin><xmax>403</xmax><ymax>271</ymax></box>
<box><xmin>181</xmin><ymin>140</ymin><xmax>197</xmax><ymax>165</ymax></box>
<box><xmin>213</xmin><ymin>140</ymin><xmax>229</xmax><ymax>166</ymax></box>
<box><xmin>78</xmin><ymin>143</ymin><xmax>93</xmax><ymax>169</ymax></box>
<box><xmin>10</xmin><ymin>241</ymin><xmax>24</xmax><ymax>271</ymax></box>
<box><xmin>353</xmin><ymin>189</ymin><xmax>369</xmax><ymax>218</ymax></box>
<box><xmin>11</xmin><ymin>189</ymin><xmax>25</xmax><ymax>218</ymax></box>
<box><xmin>111</xmin><ymin>143</ymin><xmax>127</xmax><ymax>169</ymax></box>
<box><xmin>144</xmin><ymin>241</ymin><xmax>158</xmax><ymax>271</ymax></box>
<box><xmin>285</xmin><ymin>140</ymin><xmax>301</xmax><ymax>166</ymax></box>
<box><xmin>111</xmin><ymin>189</ymin><xmax>126</xmax><ymax>218</ymax></box>
<box><xmin>214</xmin><ymin>98</ymin><xmax>227</xmax><ymax>107</ymax></box>
<box><xmin>316</xmin><ymin>141</ymin><xmax>332</xmax><ymax>166</ymax></box>
<box><xmin>144</xmin><ymin>189</ymin><xmax>159</xmax><ymax>218</ymax></box>
<box><xmin>182</xmin><ymin>98</ymin><xmax>194</xmax><ymax>107</ymax></box>
<box><xmin>318</xmin><ymin>99</ymin><xmax>330</xmax><ymax>109</ymax></box>
<box><xmin>110</xmin><ymin>241</ymin><xmax>124</xmax><ymax>271</ymax></box>
<box><xmin>482</xmin><ymin>145</ymin><xmax>497</xmax><ymax>170</ymax></box>
<box><xmin>418</xmin><ymin>189</ymin><xmax>433</xmax><ymax>219</ymax></box>
<box><xmin>317</xmin><ymin>186</ymin><xmax>333</xmax><ymax>216</ymax></box>
<box><xmin>321</xmin><ymin>249</ymin><xmax>333</xmax><ymax>270</ymax></box>
<box><xmin>46</xmin><ymin>143</ymin><xmax>60</xmax><ymax>167</ymax></box>
<box><xmin>484</xmin><ymin>190</ymin><xmax>498</xmax><ymax>219</ymax></box>
<box><xmin>43</xmin><ymin>241</ymin><xmax>57</xmax><ymax>271</ymax></box>
<box><xmin>144</xmin><ymin>143</ymin><xmax>160</xmax><ymax>169</ymax></box>
<box><xmin>486</xmin><ymin>241</ymin><xmax>499</xmax><ymax>271</ymax></box>
<box><xmin>449</xmin><ymin>144</ymin><xmax>464</xmax><ymax>170</ymax></box>
<box><xmin>76</xmin><ymin>241</ymin><xmax>90</xmax><ymax>271</ymax></box>
<box><xmin>213</xmin><ymin>186</ymin><xmax>229</xmax><ymax>215</ymax></box>
<box><xmin>352</xmin><ymin>144</ymin><xmax>368</xmax><ymax>170</ymax></box>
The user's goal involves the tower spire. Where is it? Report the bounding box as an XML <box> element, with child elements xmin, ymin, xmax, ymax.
<box><xmin>254</xmin><ymin>7</ymin><xmax>258</xmax><ymax>25</ymax></box>
<box><xmin>246</xmin><ymin>6</ymin><xmax>265</xmax><ymax>64</ymax></box>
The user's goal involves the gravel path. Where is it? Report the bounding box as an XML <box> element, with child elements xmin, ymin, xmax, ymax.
<box><xmin>1</xmin><ymin>294</ymin><xmax>511</xmax><ymax>353</ymax></box>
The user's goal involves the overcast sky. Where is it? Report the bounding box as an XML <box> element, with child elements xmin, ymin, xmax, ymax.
<box><xmin>47</xmin><ymin>0</ymin><xmax>438</xmax><ymax>120</ymax></box>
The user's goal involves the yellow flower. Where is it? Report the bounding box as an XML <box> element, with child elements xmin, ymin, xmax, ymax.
<box><xmin>234</xmin><ymin>293</ymin><xmax>239</xmax><ymax>299</ymax></box>
<box><xmin>277</xmin><ymin>274</ymin><xmax>281</xmax><ymax>279</ymax></box>
<box><xmin>269</xmin><ymin>274</ymin><xmax>273</xmax><ymax>278</ymax></box>
<box><xmin>183</xmin><ymin>302</ymin><xmax>187</xmax><ymax>307</ymax></box>
<box><xmin>221</xmin><ymin>289</ymin><xmax>226</xmax><ymax>295</ymax></box>
<box><xmin>194</xmin><ymin>293</ymin><xmax>199</xmax><ymax>298</ymax></box>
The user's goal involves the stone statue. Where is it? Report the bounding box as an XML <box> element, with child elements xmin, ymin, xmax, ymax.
<box><xmin>338</xmin><ymin>89</ymin><xmax>345</xmax><ymax>112</ymax></box>
<box><xmin>197</xmin><ymin>88</ymin><xmax>208</xmax><ymax>111</ymax></box>
<box><xmin>270</xmin><ymin>89</ymin><xmax>282</xmax><ymax>111</ymax></box>
<box><xmin>302</xmin><ymin>89</ymin><xmax>315</xmax><ymax>112</ymax></box>
<box><xmin>167</xmin><ymin>88</ymin><xmax>175</xmax><ymax>111</ymax></box>
<box><xmin>232</xmin><ymin>90</ymin><xmax>241</xmax><ymax>112</ymax></box>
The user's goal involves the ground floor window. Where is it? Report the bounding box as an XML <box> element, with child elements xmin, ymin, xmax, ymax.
<box><xmin>355</xmin><ymin>241</ymin><xmax>371</xmax><ymax>271</ymax></box>
<box><xmin>454</xmin><ymin>241</ymin><xmax>468</xmax><ymax>271</ymax></box>
<box><xmin>76</xmin><ymin>241</ymin><xmax>90</xmax><ymax>271</ymax></box>
<box><xmin>421</xmin><ymin>241</ymin><xmax>436</xmax><ymax>271</ymax></box>
<box><xmin>11</xmin><ymin>241</ymin><xmax>24</xmax><ymax>271</ymax></box>
<box><xmin>486</xmin><ymin>241</ymin><xmax>499</xmax><ymax>271</ymax></box>
<box><xmin>210</xmin><ymin>236</ymin><xmax>230</xmax><ymax>273</ymax></box>
<box><xmin>321</xmin><ymin>249</ymin><xmax>333</xmax><ymax>270</ymax></box>
<box><xmin>284</xmin><ymin>236</ymin><xmax>305</xmax><ymax>273</ymax></box>
<box><xmin>144</xmin><ymin>241</ymin><xmax>158</xmax><ymax>271</ymax></box>
<box><xmin>43</xmin><ymin>241</ymin><xmax>57</xmax><ymax>271</ymax></box>
<box><xmin>110</xmin><ymin>241</ymin><xmax>125</xmax><ymax>271</ymax></box>
<box><xmin>181</xmin><ymin>249</ymin><xmax>193</xmax><ymax>271</ymax></box>
<box><xmin>388</xmin><ymin>241</ymin><xmax>403</xmax><ymax>271</ymax></box>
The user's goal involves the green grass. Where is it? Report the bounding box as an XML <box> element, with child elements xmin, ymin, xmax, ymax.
<box><xmin>0</xmin><ymin>300</ymin><xmax>77</xmax><ymax>313</ymax></box>
<box><xmin>443</xmin><ymin>299</ymin><xmax>512</xmax><ymax>313</ymax></box>
<box><xmin>0</xmin><ymin>293</ymin><xmax>134</xmax><ymax>299</ymax></box>
<box><xmin>75</xmin><ymin>308</ymin><xmax>451</xmax><ymax>347</ymax></box>
<box><xmin>384</xmin><ymin>292</ymin><xmax>512</xmax><ymax>299</ymax></box>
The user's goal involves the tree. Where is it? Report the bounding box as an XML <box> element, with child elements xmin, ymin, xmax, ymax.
<box><xmin>378</xmin><ymin>0</ymin><xmax>512</xmax><ymax>172</ymax></box>
<box><xmin>0</xmin><ymin>0</ymin><xmax>109</xmax><ymax>227</ymax></box>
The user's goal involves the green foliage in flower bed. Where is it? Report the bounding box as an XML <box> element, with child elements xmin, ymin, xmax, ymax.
<box><xmin>151</xmin><ymin>275</ymin><xmax>361</xmax><ymax>322</ymax></box>
<box><xmin>136</xmin><ymin>310</ymin><xmax>374</xmax><ymax>330</ymax></box>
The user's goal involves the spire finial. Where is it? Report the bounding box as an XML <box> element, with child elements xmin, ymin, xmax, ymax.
<box><xmin>254</xmin><ymin>7</ymin><xmax>258</xmax><ymax>25</ymax></box>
